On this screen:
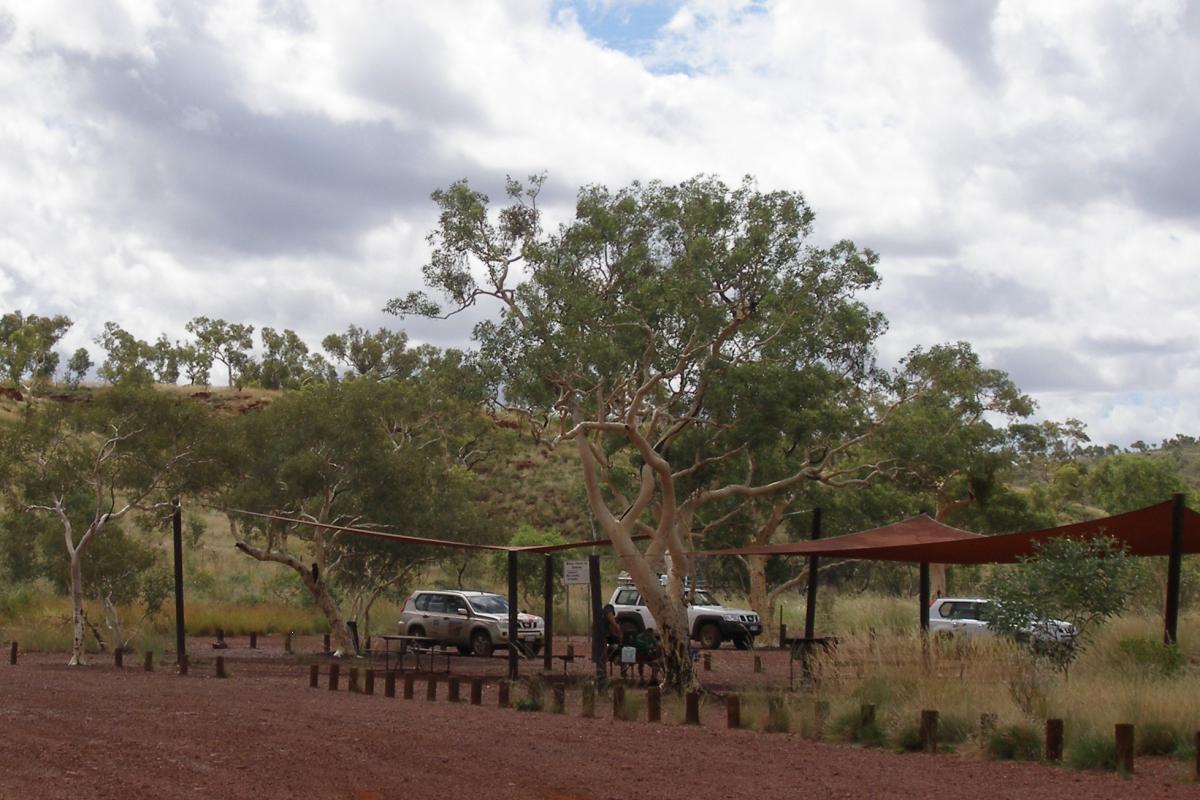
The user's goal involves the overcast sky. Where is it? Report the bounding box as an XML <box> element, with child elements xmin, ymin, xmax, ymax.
<box><xmin>1</xmin><ymin>0</ymin><xmax>1197</xmax><ymax>446</ymax></box>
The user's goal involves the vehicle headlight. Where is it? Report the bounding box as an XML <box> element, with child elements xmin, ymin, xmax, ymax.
<box><xmin>723</xmin><ymin>614</ymin><xmax>739</xmax><ymax>622</ymax></box>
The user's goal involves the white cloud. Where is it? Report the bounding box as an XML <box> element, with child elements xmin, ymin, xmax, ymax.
<box><xmin>0</xmin><ymin>0</ymin><xmax>1196</xmax><ymax>445</ymax></box>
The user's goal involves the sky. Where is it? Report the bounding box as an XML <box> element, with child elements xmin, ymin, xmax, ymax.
<box><xmin>0</xmin><ymin>0</ymin><xmax>1197</xmax><ymax>447</ymax></box>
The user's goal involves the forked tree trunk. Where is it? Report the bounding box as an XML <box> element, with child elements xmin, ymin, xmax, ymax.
<box><xmin>68</xmin><ymin>550</ymin><xmax>86</xmax><ymax>666</ymax></box>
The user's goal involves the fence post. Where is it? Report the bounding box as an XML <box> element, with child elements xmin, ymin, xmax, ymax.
<box><xmin>470</xmin><ymin>678</ymin><xmax>482</xmax><ymax>705</ymax></box>
<box><xmin>726</xmin><ymin>695</ymin><xmax>741</xmax><ymax>729</ymax></box>
<box><xmin>178</xmin><ymin>654</ymin><xmax>188</xmax><ymax>676</ymax></box>
<box><xmin>581</xmin><ymin>684</ymin><xmax>595</xmax><ymax>718</ymax></box>
<box><xmin>646</xmin><ymin>686</ymin><xmax>661</xmax><ymax>723</ymax></box>
<box><xmin>216</xmin><ymin>656</ymin><xmax>227</xmax><ymax>679</ymax></box>
<box><xmin>216</xmin><ymin>629</ymin><xmax>226</xmax><ymax>649</ymax></box>
<box><xmin>612</xmin><ymin>684</ymin><xmax>626</xmax><ymax>721</ymax></box>
<box><xmin>285</xmin><ymin>631</ymin><xmax>294</xmax><ymax>654</ymax></box>
<box><xmin>385</xmin><ymin>671</ymin><xmax>396</xmax><ymax>698</ymax></box>
<box><xmin>249</xmin><ymin>632</ymin><xmax>257</xmax><ymax>650</ymax></box>
<box><xmin>1045</xmin><ymin>719</ymin><xmax>1064</xmax><ymax>762</ymax></box>
<box><xmin>144</xmin><ymin>652</ymin><xmax>154</xmax><ymax>672</ymax></box>
<box><xmin>685</xmin><ymin>691</ymin><xmax>700</xmax><ymax>725</ymax></box>
<box><xmin>498</xmin><ymin>681</ymin><xmax>510</xmax><ymax>708</ymax></box>
<box><xmin>1193</xmin><ymin>731</ymin><xmax>1199</xmax><ymax>782</ymax></box>
<box><xmin>920</xmin><ymin>710</ymin><xmax>939</xmax><ymax>753</ymax></box>
<box><xmin>447</xmin><ymin>677</ymin><xmax>460</xmax><ymax>703</ymax></box>
<box><xmin>349</xmin><ymin>667</ymin><xmax>360</xmax><ymax>693</ymax></box>
<box><xmin>309</xmin><ymin>664</ymin><xmax>319</xmax><ymax>688</ymax></box>
<box><xmin>365</xmin><ymin>669</ymin><xmax>375</xmax><ymax>696</ymax></box>
<box><xmin>753</xmin><ymin>655</ymin><xmax>763</xmax><ymax>674</ymax></box>
<box><xmin>1115</xmin><ymin>724</ymin><xmax>1135</xmax><ymax>774</ymax></box>
<box><xmin>115</xmin><ymin>649</ymin><xmax>123</xmax><ymax>669</ymax></box>
<box><xmin>403</xmin><ymin>673</ymin><xmax>414</xmax><ymax>700</ymax></box>
<box><xmin>328</xmin><ymin>663</ymin><xmax>340</xmax><ymax>691</ymax></box>
<box><xmin>426</xmin><ymin>677</ymin><xmax>437</xmax><ymax>701</ymax></box>
<box><xmin>9</xmin><ymin>641</ymin><xmax>16</xmax><ymax>665</ymax></box>
<box><xmin>552</xmin><ymin>686</ymin><xmax>565</xmax><ymax>714</ymax></box>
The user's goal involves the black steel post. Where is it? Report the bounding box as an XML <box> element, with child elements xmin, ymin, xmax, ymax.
<box><xmin>919</xmin><ymin>562</ymin><xmax>931</xmax><ymax>632</ymax></box>
<box><xmin>588</xmin><ymin>554</ymin><xmax>604</xmax><ymax>684</ymax></box>
<box><xmin>507</xmin><ymin>550</ymin><xmax>519</xmax><ymax>681</ymax></box>
<box><xmin>804</xmin><ymin>507</ymin><xmax>823</xmax><ymax>640</ymax></box>
<box><xmin>1165</xmin><ymin>492</ymin><xmax>1186</xmax><ymax>646</ymax></box>
<box><xmin>172</xmin><ymin>499</ymin><xmax>186</xmax><ymax>665</ymax></box>
<box><xmin>543</xmin><ymin>554</ymin><xmax>554</xmax><ymax>672</ymax></box>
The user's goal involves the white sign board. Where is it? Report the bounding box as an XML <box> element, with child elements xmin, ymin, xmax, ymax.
<box><xmin>563</xmin><ymin>560</ymin><xmax>589</xmax><ymax>585</ymax></box>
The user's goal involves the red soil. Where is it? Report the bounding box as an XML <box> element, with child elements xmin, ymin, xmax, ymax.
<box><xmin>2</xmin><ymin>636</ymin><xmax>1196</xmax><ymax>800</ymax></box>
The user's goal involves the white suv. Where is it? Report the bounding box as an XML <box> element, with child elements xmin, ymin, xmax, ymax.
<box><xmin>399</xmin><ymin>590</ymin><xmax>545</xmax><ymax>657</ymax></box>
<box><xmin>929</xmin><ymin>597</ymin><xmax>1076</xmax><ymax>644</ymax></box>
<box><xmin>609</xmin><ymin>580</ymin><xmax>761</xmax><ymax>649</ymax></box>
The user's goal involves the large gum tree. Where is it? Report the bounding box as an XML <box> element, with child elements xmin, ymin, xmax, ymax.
<box><xmin>390</xmin><ymin>174</ymin><xmax>926</xmax><ymax>691</ymax></box>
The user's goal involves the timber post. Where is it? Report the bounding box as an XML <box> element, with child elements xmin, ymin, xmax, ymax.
<box><xmin>8</xmin><ymin>641</ymin><xmax>15</xmax><ymax>665</ymax></box>
<box><xmin>507</xmin><ymin>550</ymin><xmax>519</xmax><ymax>681</ymax></box>
<box><xmin>328</xmin><ymin>663</ymin><xmax>340</xmax><ymax>691</ymax></box>
<box><xmin>426</xmin><ymin>677</ymin><xmax>437</xmax><ymax>701</ymax></box>
<box><xmin>920</xmin><ymin>709</ymin><xmax>939</xmax><ymax>753</ymax></box>
<box><xmin>1115</xmin><ymin>724</ymin><xmax>1135</xmax><ymax>774</ymax></box>
<box><xmin>1165</xmin><ymin>492</ymin><xmax>1185</xmax><ymax>645</ymax></box>
<box><xmin>1045</xmin><ymin>719</ymin><xmax>1064</xmax><ymax>762</ymax></box>
<box><xmin>646</xmin><ymin>686</ymin><xmax>661</xmax><ymax>722</ymax></box>
<box><xmin>385</xmin><ymin>671</ymin><xmax>396</xmax><ymax>698</ymax></box>
<box><xmin>726</xmin><ymin>694</ymin><xmax>741</xmax><ymax>729</ymax></box>
<box><xmin>365</xmin><ymin>669</ymin><xmax>375</xmax><ymax>696</ymax></box>
<box><xmin>171</xmin><ymin>499</ymin><xmax>186</xmax><ymax>667</ymax></box>
<box><xmin>309</xmin><ymin>664</ymin><xmax>319</xmax><ymax>688</ymax></box>
<box><xmin>804</xmin><ymin>507</ymin><xmax>822</xmax><ymax>640</ymax></box>
<box><xmin>144</xmin><ymin>651</ymin><xmax>154</xmax><ymax>672</ymax></box>
<box><xmin>470</xmin><ymin>678</ymin><xmax>482</xmax><ymax>705</ymax></box>
<box><xmin>685</xmin><ymin>690</ymin><xmax>700</xmax><ymax>725</ymax></box>
<box><xmin>589</xmin><ymin>554</ymin><xmax>604</xmax><ymax>686</ymax></box>
<box><xmin>403</xmin><ymin>674</ymin><xmax>414</xmax><ymax>700</ymax></box>
<box><xmin>543</xmin><ymin>554</ymin><xmax>554</xmax><ymax>672</ymax></box>
<box><xmin>215</xmin><ymin>656</ymin><xmax>227</xmax><ymax>679</ymax></box>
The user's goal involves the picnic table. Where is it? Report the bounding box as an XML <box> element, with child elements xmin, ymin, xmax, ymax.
<box><xmin>375</xmin><ymin>634</ymin><xmax>451</xmax><ymax>673</ymax></box>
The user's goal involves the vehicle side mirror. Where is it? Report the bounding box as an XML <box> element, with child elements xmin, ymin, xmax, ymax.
<box><xmin>456</xmin><ymin>608</ymin><xmax>468</xmax><ymax>616</ymax></box>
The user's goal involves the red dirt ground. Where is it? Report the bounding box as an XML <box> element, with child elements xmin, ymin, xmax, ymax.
<box><xmin>2</xmin><ymin>636</ymin><xmax>1197</xmax><ymax>800</ymax></box>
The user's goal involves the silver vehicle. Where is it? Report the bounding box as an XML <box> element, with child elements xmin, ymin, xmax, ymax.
<box><xmin>399</xmin><ymin>590</ymin><xmax>545</xmax><ymax>657</ymax></box>
<box><xmin>609</xmin><ymin>576</ymin><xmax>761</xmax><ymax>650</ymax></box>
<box><xmin>929</xmin><ymin>597</ymin><xmax>1076</xmax><ymax>644</ymax></box>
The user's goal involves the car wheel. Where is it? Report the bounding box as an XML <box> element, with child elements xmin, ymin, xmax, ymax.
<box><xmin>408</xmin><ymin>625</ymin><xmax>425</xmax><ymax>638</ymax></box>
<box><xmin>733</xmin><ymin>634</ymin><xmax>752</xmax><ymax>651</ymax></box>
<box><xmin>470</xmin><ymin>629</ymin><xmax>494</xmax><ymax>658</ymax></box>
<box><xmin>698</xmin><ymin>623</ymin><xmax>722</xmax><ymax>649</ymax></box>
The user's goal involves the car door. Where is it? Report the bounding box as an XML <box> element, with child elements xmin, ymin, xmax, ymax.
<box><xmin>422</xmin><ymin>593</ymin><xmax>449</xmax><ymax>639</ymax></box>
<box><xmin>444</xmin><ymin>595</ymin><xmax>470</xmax><ymax>644</ymax></box>
<box><xmin>959</xmin><ymin>602</ymin><xmax>991</xmax><ymax>638</ymax></box>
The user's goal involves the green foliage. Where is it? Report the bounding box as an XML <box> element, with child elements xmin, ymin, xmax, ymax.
<box><xmin>1116</xmin><ymin>638</ymin><xmax>1185</xmax><ymax>677</ymax></box>
<box><xmin>321</xmin><ymin>326</ymin><xmax>417</xmax><ymax>381</ymax></box>
<box><xmin>95</xmin><ymin>322</ymin><xmax>154</xmax><ymax>385</ymax></box>
<box><xmin>1066</xmin><ymin>731</ymin><xmax>1118</xmax><ymax>771</ymax></box>
<box><xmin>893</xmin><ymin>721</ymin><xmax>924</xmax><ymax>752</ymax></box>
<box><xmin>1136</xmin><ymin>722</ymin><xmax>1185</xmax><ymax>756</ymax></box>
<box><xmin>490</xmin><ymin>525</ymin><xmax>566</xmax><ymax>604</ymax></box>
<box><xmin>185</xmin><ymin>317</ymin><xmax>255</xmax><ymax>388</ymax></box>
<box><xmin>63</xmin><ymin>348</ymin><xmax>92</xmax><ymax>388</ymax></box>
<box><xmin>1085</xmin><ymin>453</ymin><xmax>1185</xmax><ymax>514</ymax></box>
<box><xmin>257</xmin><ymin>327</ymin><xmax>333</xmax><ymax>389</ymax></box>
<box><xmin>985</xmin><ymin>724</ymin><xmax>1042</xmax><ymax>761</ymax></box>
<box><xmin>0</xmin><ymin>311</ymin><xmax>72</xmax><ymax>390</ymax></box>
<box><xmin>828</xmin><ymin>708</ymin><xmax>885</xmax><ymax>746</ymax></box>
<box><xmin>983</xmin><ymin>536</ymin><xmax>1136</xmax><ymax>663</ymax></box>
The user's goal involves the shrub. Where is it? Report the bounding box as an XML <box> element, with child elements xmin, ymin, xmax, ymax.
<box><xmin>1116</xmin><ymin>638</ymin><xmax>1185</xmax><ymax>677</ymax></box>
<box><xmin>763</xmin><ymin>698</ymin><xmax>791</xmax><ymax>733</ymax></box>
<box><xmin>1066</xmin><ymin>731</ymin><xmax>1118</xmax><ymax>771</ymax></box>
<box><xmin>828</xmin><ymin>707</ymin><xmax>886</xmax><ymax>747</ymax></box>
<box><xmin>1136</xmin><ymin>722</ymin><xmax>1183</xmax><ymax>756</ymax></box>
<box><xmin>893</xmin><ymin>721</ymin><xmax>924</xmax><ymax>753</ymax></box>
<box><xmin>985</xmin><ymin>724</ymin><xmax>1042</xmax><ymax>761</ymax></box>
<box><xmin>939</xmin><ymin>713</ymin><xmax>973</xmax><ymax>745</ymax></box>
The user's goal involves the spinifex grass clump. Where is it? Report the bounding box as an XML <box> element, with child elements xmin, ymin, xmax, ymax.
<box><xmin>828</xmin><ymin>708</ymin><xmax>885</xmax><ymax>747</ymax></box>
<box><xmin>985</xmin><ymin>724</ymin><xmax>1043</xmax><ymax>761</ymax></box>
<box><xmin>516</xmin><ymin>677</ymin><xmax>544</xmax><ymax>712</ymax></box>
<box><xmin>1066</xmin><ymin>731</ymin><xmax>1118</xmax><ymax>771</ymax></box>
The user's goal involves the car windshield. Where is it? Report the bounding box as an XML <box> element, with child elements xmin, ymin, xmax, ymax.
<box><xmin>468</xmin><ymin>595</ymin><xmax>509</xmax><ymax>614</ymax></box>
<box><xmin>687</xmin><ymin>590</ymin><xmax>718</xmax><ymax>605</ymax></box>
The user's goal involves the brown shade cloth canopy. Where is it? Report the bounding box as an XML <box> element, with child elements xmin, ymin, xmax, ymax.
<box><xmin>697</xmin><ymin>500</ymin><xmax>1200</xmax><ymax>565</ymax></box>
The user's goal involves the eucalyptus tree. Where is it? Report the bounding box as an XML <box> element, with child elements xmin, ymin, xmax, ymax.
<box><xmin>223</xmin><ymin>350</ymin><xmax>491</xmax><ymax>654</ymax></box>
<box><xmin>0</xmin><ymin>387</ymin><xmax>213</xmax><ymax>664</ymax></box>
<box><xmin>185</xmin><ymin>317</ymin><xmax>255</xmax><ymax>388</ymax></box>
<box><xmin>95</xmin><ymin>322</ymin><xmax>154</xmax><ymax>385</ymax></box>
<box><xmin>258</xmin><ymin>327</ymin><xmax>335</xmax><ymax>389</ymax></box>
<box><xmin>321</xmin><ymin>325</ymin><xmax>418</xmax><ymax>380</ymax></box>
<box><xmin>0</xmin><ymin>311</ymin><xmax>73</xmax><ymax>392</ymax></box>
<box><xmin>63</xmin><ymin>348</ymin><xmax>92</xmax><ymax>388</ymax></box>
<box><xmin>389</xmin><ymin>174</ymin><xmax>939</xmax><ymax>689</ymax></box>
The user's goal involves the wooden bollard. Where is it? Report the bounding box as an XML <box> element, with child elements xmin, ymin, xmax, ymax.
<box><xmin>385</xmin><ymin>671</ymin><xmax>396</xmax><ymax>698</ymax></box>
<box><xmin>1115</xmin><ymin>723</ymin><xmax>1135</xmax><ymax>773</ymax></box>
<box><xmin>498</xmin><ymin>681</ymin><xmax>510</xmax><ymax>708</ymax></box>
<box><xmin>144</xmin><ymin>651</ymin><xmax>154</xmax><ymax>672</ymax></box>
<box><xmin>703</xmin><ymin>653</ymin><xmax>712</xmax><ymax>671</ymax></box>
<box><xmin>580</xmin><ymin>684</ymin><xmax>595</xmax><ymax>718</ymax></box>
<box><xmin>114</xmin><ymin>649</ymin><xmax>123</xmax><ymax>668</ymax></box>
<box><xmin>552</xmin><ymin>686</ymin><xmax>565</xmax><ymax>714</ymax></box>
<box><xmin>249</xmin><ymin>632</ymin><xmax>257</xmax><ymax>650</ymax></box>
<box><xmin>685</xmin><ymin>690</ymin><xmax>701</xmax><ymax>725</ymax></box>
<box><xmin>778</xmin><ymin>622</ymin><xmax>787</xmax><ymax>649</ymax></box>
<box><xmin>9</xmin><ymin>641</ymin><xmax>17</xmax><ymax>665</ymax></box>
<box><xmin>216</xmin><ymin>629</ymin><xmax>226</xmax><ymax>649</ymax></box>
<box><xmin>726</xmin><ymin>694</ymin><xmax>741</xmax><ymax>729</ymax></box>
<box><xmin>920</xmin><ymin>710</ymin><xmax>939</xmax><ymax>753</ymax></box>
<box><xmin>323</xmin><ymin>633</ymin><xmax>331</xmax><ymax>654</ymax></box>
<box><xmin>426</xmin><ymin>677</ymin><xmax>437</xmax><ymax>701</ymax></box>
<box><xmin>612</xmin><ymin>684</ymin><xmax>626</xmax><ymax>721</ymax></box>
<box><xmin>447</xmin><ymin>677</ymin><xmax>460</xmax><ymax>702</ymax></box>
<box><xmin>216</xmin><ymin>656</ymin><xmax>227</xmax><ymax>679</ymax></box>
<box><xmin>1045</xmin><ymin>719</ymin><xmax>1064</xmax><ymax>762</ymax></box>
<box><xmin>1193</xmin><ymin>731</ymin><xmax>1199</xmax><ymax>782</ymax></box>
<box><xmin>980</xmin><ymin>712</ymin><xmax>998</xmax><ymax>733</ymax></box>
<box><xmin>309</xmin><ymin>664</ymin><xmax>319</xmax><ymax>688</ymax></box>
<box><xmin>861</xmin><ymin>703</ymin><xmax>876</xmax><ymax>725</ymax></box>
<box><xmin>365</xmin><ymin>669</ymin><xmax>375</xmax><ymax>696</ymax></box>
<box><xmin>814</xmin><ymin>700</ymin><xmax>830</xmax><ymax>739</ymax></box>
<box><xmin>328</xmin><ymin>663</ymin><xmax>340</xmax><ymax>691</ymax></box>
<box><xmin>754</xmin><ymin>655</ymin><xmax>763</xmax><ymax>674</ymax></box>
<box><xmin>647</xmin><ymin>686</ymin><xmax>661</xmax><ymax>723</ymax></box>
<box><xmin>470</xmin><ymin>678</ymin><xmax>482</xmax><ymax>705</ymax></box>
<box><xmin>284</xmin><ymin>631</ymin><xmax>293</xmax><ymax>654</ymax></box>
<box><xmin>403</xmin><ymin>674</ymin><xmax>414</xmax><ymax>700</ymax></box>
<box><xmin>178</xmin><ymin>654</ymin><xmax>189</xmax><ymax>676</ymax></box>
<box><xmin>349</xmin><ymin>667</ymin><xmax>360</xmax><ymax>693</ymax></box>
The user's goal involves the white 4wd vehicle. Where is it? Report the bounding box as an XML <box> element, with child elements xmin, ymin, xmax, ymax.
<box><xmin>399</xmin><ymin>590</ymin><xmax>545</xmax><ymax>657</ymax></box>
<box><xmin>609</xmin><ymin>580</ymin><xmax>761</xmax><ymax>649</ymax></box>
<box><xmin>929</xmin><ymin>597</ymin><xmax>1076</xmax><ymax>644</ymax></box>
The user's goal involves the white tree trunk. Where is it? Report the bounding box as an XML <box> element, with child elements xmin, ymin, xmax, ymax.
<box><xmin>68</xmin><ymin>550</ymin><xmax>87</xmax><ymax>666</ymax></box>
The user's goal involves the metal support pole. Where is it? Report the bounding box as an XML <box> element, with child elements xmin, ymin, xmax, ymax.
<box><xmin>543</xmin><ymin>554</ymin><xmax>554</xmax><ymax>672</ymax></box>
<box><xmin>804</xmin><ymin>507</ymin><xmax>822</xmax><ymax>640</ymax></box>
<box><xmin>171</xmin><ymin>498</ymin><xmax>186</xmax><ymax>665</ymax></box>
<box><xmin>1165</xmin><ymin>492</ymin><xmax>1185</xmax><ymax>646</ymax></box>
<box><xmin>919</xmin><ymin>562</ymin><xmax>931</xmax><ymax>633</ymax></box>
<box><xmin>588</xmin><ymin>554</ymin><xmax>604</xmax><ymax>684</ymax></box>
<box><xmin>507</xmin><ymin>550</ymin><xmax>519</xmax><ymax>681</ymax></box>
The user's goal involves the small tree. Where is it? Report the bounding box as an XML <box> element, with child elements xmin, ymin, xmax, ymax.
<box><xmin>491</xmin><ymin>525</ymin><xmax>566</xmax><ymax>606</ymax></box>
<box><xmin>0</xmin><ymin>311</ymin><xmax>73</xmax><ymax>392</ymax></box>
<box><xmin>95</xmin><ymin>322</ymin><xmax>154</xmax><ymax>385</ymax></box>
<box><xmin>185</xmin><ymin>317</ymin><xmax>255</xmax><ymax>388</ymax></box>
<box><xmin>984</xmin><ymin>536</ymin><xmax>1136</xmax><ymax>666</ymax></box>
<box><xmin>63</xmin><ymin>348</ymin><xmax>92</xmax><ymax>389</ymax></box>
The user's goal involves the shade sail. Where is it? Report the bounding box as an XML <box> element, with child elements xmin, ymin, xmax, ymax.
<box><xmin>696</xmin><ymin>500</ymin><xmax>1199</xmax><ymax>565</ymax></box>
